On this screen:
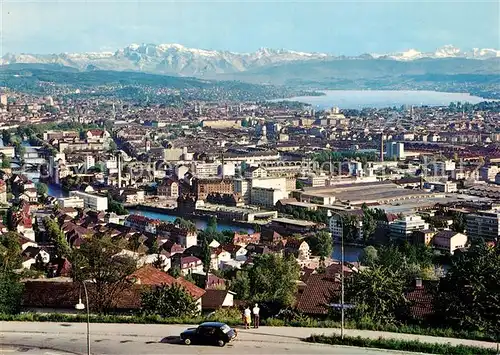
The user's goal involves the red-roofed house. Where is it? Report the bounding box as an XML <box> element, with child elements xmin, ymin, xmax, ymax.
<box><xmin>297</xmin><ymin>273</ymin><xmax>340</xmax><ymax>315</ymax></box>
<box><xmin>202</xmin><ymin>290</ymin><xmax>236</xmax><ymax>311</ymax></box>
<box><xmin>129</xmin><ymin>265</ymin><xmax>205</xmax><ymax>310</ymax></box>
<box><xmin>171</xmin><ymin>255</ymin><xmax>204</xmax><ymax>276</ymax></box>
<box><xmin>233</xmin><ymin>232</ymin><xmax>261</xmax><ymax>246</ymax></box>
<box><xmin>124</xmin><ymin>214</ymin><xmax>161</xmax><ymax>234</ymax></box>
<box><xmin>86</xmin><ymin>129</ymin><xmax>110</xmax><ymax>143</ymax></box>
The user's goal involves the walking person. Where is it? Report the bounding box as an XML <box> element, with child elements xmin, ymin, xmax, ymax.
<box><xmin>244</xmin><ymin>306</ymin><xmax>251</xmax><ymax>329</ymax></box>
<box><xmin>252</xmin><ymin>303</ymin><xmax>260</xmax><ymax>329</ymax></box>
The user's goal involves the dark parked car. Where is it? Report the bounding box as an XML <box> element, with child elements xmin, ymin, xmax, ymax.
<box><xmin>180</xmin><ymin>322</ymin><xmax>237</xmax><ymax>347</ymax></box>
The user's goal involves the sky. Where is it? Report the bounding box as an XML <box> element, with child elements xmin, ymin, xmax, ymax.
<box><xmin>1</xmin><ymin>0</ymin><xmax>499</xmax><ymax>55</ymax></box>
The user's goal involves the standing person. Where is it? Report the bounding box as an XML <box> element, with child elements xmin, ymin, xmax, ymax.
<box><xmin>252</xmin><ymin>303</ymin><xmax>260</xmax><ymax>328</ymax></box>
<box><xmin>244</xmin><ymin>306</ymin><xmax>251</xmax><ymax>329</ymax></box>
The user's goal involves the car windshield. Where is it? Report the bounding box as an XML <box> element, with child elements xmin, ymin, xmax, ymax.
<box><xmin>220</xmin><ymin>324</ymin><xmax>231</xmax><ymax>334</ymax></box>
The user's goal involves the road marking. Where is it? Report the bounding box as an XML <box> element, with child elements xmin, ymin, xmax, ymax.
<box><xmin>0</xmin><ymin>349</ymin><xmax>16</xmax><ymax>353</ymax></box>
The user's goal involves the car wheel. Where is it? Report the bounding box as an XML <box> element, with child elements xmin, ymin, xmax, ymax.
<box><xmin>217</xmin><ymin>340</ymin><xmax>226</xmax><ymax>347</ymax></box>
<box><xmin>184</xmin><ymin>338</ymin><xmax>191</xmax><ymax>345</ymax></box>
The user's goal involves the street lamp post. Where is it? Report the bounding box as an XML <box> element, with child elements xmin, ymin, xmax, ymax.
<box><xmin>75</xmin><ymin>280</ymin><xmax>90</xmax><ymax>355</ymax></box>
<box><xmin>339</xmin><ymin>216</ymin><xmax>345</xmax><ymax>340</ymax></box>
<box><xmin>328</xmin><ymin>210</ymin><xmax>345</xmax><ymax>340</ymax></box>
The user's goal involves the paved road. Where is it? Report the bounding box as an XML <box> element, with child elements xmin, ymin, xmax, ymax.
<box><xmin>0</xmin><ymin>322</ymin><xmax>496</xmax><ymax>355</ymax></box>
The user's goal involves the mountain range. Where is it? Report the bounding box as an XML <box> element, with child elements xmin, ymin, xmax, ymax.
<box><xmin>2</xmin><ymin>43</ymin><xmax>499</xmax><ymax>77</ymax></box>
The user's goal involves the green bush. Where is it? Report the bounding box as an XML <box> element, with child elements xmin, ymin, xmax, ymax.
<box><xmin>305</xmin><ymin>334</ymin><xmax>496</xmax><ymax>355</ymax></box>
<box><xmin>206</xmin><ymin>307</ymin><xmax>243</xmax><ymax>325</ymax></box>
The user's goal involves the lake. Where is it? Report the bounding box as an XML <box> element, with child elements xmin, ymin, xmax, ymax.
<box><xmin>276</xmin><ymin>90</ymin><xmax>491</xmax><ymax>109</ymax></box>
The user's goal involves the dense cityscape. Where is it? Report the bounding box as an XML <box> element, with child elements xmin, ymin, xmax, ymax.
<box><xmin>1</xmin><ymin>1</ymin><xmax>499</xmax><ymax>354</ymax></box>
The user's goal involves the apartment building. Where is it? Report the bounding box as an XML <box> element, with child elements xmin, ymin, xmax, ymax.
<box><xmin>389</xmin><ymin>215</ymin><xmax>429</xmax><ymax>241</ymax></box>
<box><xmin>466</xmin><ymin>209</ymin><xmax>500</xmax><ymax>242</ymax></box>
<box><xmin>251</xmin><ymin>187</ymin><xmax>287</xmax><ymax>208</ymax></box>
<box><xmin>195</xmin><ymin>178</ymin><xmax>234</xmax><ymax>201</ymax></box>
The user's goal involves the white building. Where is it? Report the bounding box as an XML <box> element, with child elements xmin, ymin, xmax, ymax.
<box><xmin>389</xmin><ymin>215</ymin><xmax>429</xmax><ymax>241</ymax></box>
<box><xmin>251</xmin><ymin>187</ymin><xmax>287</xmax><ymax>207</ymax></box>
<box><xmin>432</xmin><ymin>231</ymin><xmax>467</xmax><ymax>254</ymax></box>
<box><xmin>245</xmin><ymin>166</ymin><xmax>268</xmax><ymax>179</ymax></box>
<box><xmin>234</xmin><ymin>178</ymin><xmax>251</xmax><ymax>203</ymax></box>
<box><xmin>251</xmin><ymin>176</ymin><xmax>289</xmax><ymax>192</ymax></box>
<box><xmin>69</xmin><ymin>191</ymin><xmax>108</xmax><ymax>211</ymax></box>
<box><xmin>191</xmin><ymin>162</ymin><xmax>220</xmax><ymax>178</ymax></box>
<box><xmin>57</xmin><ymin>196</ymin><xmax>85</xmax><ymax>209</ymax></box>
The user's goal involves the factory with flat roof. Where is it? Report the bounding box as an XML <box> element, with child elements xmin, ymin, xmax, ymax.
<box><xmin>295</xmin><ymin>180</ymin><xmax>443</xmax><ymax>206</ymax></box>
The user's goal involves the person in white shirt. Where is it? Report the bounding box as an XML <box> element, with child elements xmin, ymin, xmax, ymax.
<box><xmin>252</xmin><ymin>303</ymin><xmax>260</xmax><ymax>328</ymax></box>
<box><xmin>243</xmin><ymin>307</ymin><xmax>251</xmax><ymax>329</ymax></box>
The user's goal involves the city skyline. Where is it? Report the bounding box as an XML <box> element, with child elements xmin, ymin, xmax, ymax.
<box><xmin>2</xmin><ymin>0</ymin><xmax>499</xmax><ymax>55</ymax></box>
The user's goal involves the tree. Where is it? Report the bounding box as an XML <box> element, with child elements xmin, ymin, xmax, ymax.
<box><xmin>141</xmin><ymin>283</ymin><xmax>198</xmax><ymax>318</ymax></box>
<box><xmin>207</xmin><ymin>216</ymin><xmax>217</xmax><ymax>233</ymax></box>
<box><xmin>307</xmin><ymin>230</ymin><xmax>333</xmax><ymax>270</ymax></box>
<box><xmin>248</xmin><ymin>254</ymin><xmax>300</xmax><ymax>310</ymax></box>
<box><xmin>361</xmin><ymin>205</ymin><xmax>377</xmax><ymax>243</ymax></box>
<box><xmin>199</xmin><ymin>233</ymin><xmax>212</xmax><ymax>287</ymax></box>
<box><xmin>168</xmin><ymin>266</ymin><xmax>181</xmax><ymax>278</ymax></box>
<box><xmin>1</xmin><ymin>155</ymin><xmax>11</xmax><ymax>169</ymax></box>
<box><xmin>295</xmin><ymin>180</ymin><xmax>305</xmax><ymax>189</ymax></box>
<box><xmin>342</xmin><ymin>214</ymin><xmax>360</xmax><ymax>242</ymax></box>
<box><xmin>452</xmin><ymin>212</ymin><xmax>467</xmax><ymax>233</ymax></box>
<box><xmin>15</xmin><ymin>143</ymin><xmax>25</xmax><ymax>161</ymax></box>
<box><xmin>0</xmin><ymin>232</ymin><xmax>22</xmax><ymax>270</ymax></box>
<box><xmin>435</xmin><ymin>242</ymin><xmax>499</xmax><ymax>335</ymax></box>
<box><xmin>43</xmin><ymin>217</ymin><xmax>70</xmax><ymax>258</ymax></box>
<box><xmin>107</xmin><ymin>195</ymin><xmax>128</xmax><ymax>215</ymax></box>
<box><xmin>360</xmin><ymin>246</ymin><xmax>378</xmax><ymax>266</ymax></box>
<box><xmin>36</xmin><ymin>182</ymin><xmax>48</xmax><ymax>197</ymax></box>
<box><xmin>346</xmin><ymin>265</ymin><xmax>409</xmax><ymax>324</ymax></box>
<box><xmin>0</xmin><ymin>232</ymin><xmax>24</xmax><ymax>314</ymax></box>
<box><xmin>2</xmin><ymin>131</ymin><xmax>10</xmax><ymax>146</ymax></box>
<box><xmin>174</xmin><ymin>218</ymin><xmax>197</xmax><ymax>233</ymax></box>
<box><xmin>229</xmin><ymin>270</ymin><xmax>251</xmax><ymax>301</ymax></box>
<box><xmin>148</xmin><ymin>238</ymin><xmax>159</xmax><ymax>255</ymax></box>
<box><xmin>71</xmin><ymin>234</ymin><xmax>137</xmax><ymax>313</ymax></box>
<box><xmin>108</xmin><ymin>140</ymin><xmax>118</xmax><ymax>152</ymax></box>
<box><xmin>0</xmin><ymin>271</ymin><xmax>24</xmax><ymax>314</ymax></box>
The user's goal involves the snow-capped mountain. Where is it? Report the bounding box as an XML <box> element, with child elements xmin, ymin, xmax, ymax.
<box><xmin>377</xmin><ymin>45</ymin><xmax>500</xmax><ymax>61</ymax></box>
<box><xmin>1</xmin><ymin>43</ymin><xmax>498</xmax><ymax>76</ymax></box>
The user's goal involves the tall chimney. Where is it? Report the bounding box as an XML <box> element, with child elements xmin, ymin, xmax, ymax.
<box><xmin>415</xmin><ymin>277</ymin><xmax>423</xmax><ymax>288</ymax></box>
<box><xmin>117</xmin><ymin>153</ymin><xmax>122</xmax><ymax>188</ymax></box>
<box><xmin>380</xmin><ymin>133</ymin><xmax>384</xmax><ymax>162</ymax></box>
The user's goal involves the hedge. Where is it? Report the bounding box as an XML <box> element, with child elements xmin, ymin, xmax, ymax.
<box><xmin>305</xmin><ymin>334</ymin><xmax>497</xmax><ymax>355</ymax></box>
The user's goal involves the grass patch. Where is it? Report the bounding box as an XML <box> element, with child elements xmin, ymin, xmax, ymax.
<box><xmin>305</xmin><ymin>334</ymin><xmax>497</xmax><ymax>355</ymax></box>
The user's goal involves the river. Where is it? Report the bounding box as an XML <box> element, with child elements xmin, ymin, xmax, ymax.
<box><xmin>274</xmin><ymin>90</ymin><xmax>492</xmax><ymax>109</ymax></box>
<box><xmin>127</xmin><ymin>208</ymin><xmax>254</xmax><ymax>233</ymax></box>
